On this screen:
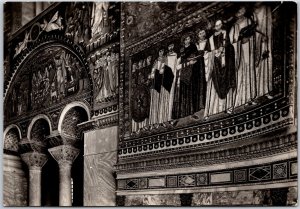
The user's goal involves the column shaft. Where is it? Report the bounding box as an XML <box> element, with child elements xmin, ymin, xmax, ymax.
<box><xmin>20</xmin><ymin>152</ymin><xmax>48</xmax><ymax>206</ymax></box>
<box><xmin>29</xmin><ymin>168</ymin><xmax>42</xmax><ymax>206</ymax></box>
<box><xmin>59</xmin><ymin>163</ymin><xmax>72</xmax><ymax>206</ymax></box>
<box><xmin>48</xmin><ymin>145</ymin><xmax>80</xmax><ymax>206</ymax></box>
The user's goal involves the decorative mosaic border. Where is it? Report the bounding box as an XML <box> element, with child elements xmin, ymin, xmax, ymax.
<box><xmin>117</xmin><ymin>158</ymin><xmax>297</xmax><ymax>190</ymax></box>
<box><xmin>118</xmin><ymin>99</ymin><xmax>292</xmax><ymax>157</ymax></box>
<box><xmin>93</xmin><ymin>104</ymin><xmax>119</xmax><ymax>117</ymax></box>
<box><xmin>116</xmin><ymin>132</ymin><xmax>297</xmax><ymax>173</ymax></box>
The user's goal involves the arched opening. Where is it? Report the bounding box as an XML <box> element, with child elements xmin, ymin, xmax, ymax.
<box><xmin>3</xmin><ymin>126</ymin><xmax>28</xmax><ymax>206</ymax></box>
<box><xmin>60</xmin><ymin>106</ymin><xmax>89</xmax><ymax>206</ymax></box>
<box><xmin>27</xmin><ymin>118</ymin><xmax>59</xmax><ymax>206</ymax></box>
<box><xmin>4</xmin><ymin>126</ymin><xmax>21</xmax><ymax>153</ymax></box>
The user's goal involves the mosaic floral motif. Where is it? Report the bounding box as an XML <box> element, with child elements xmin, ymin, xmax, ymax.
<box><xmin>273</xmin><ymin>162</ymin><xmax>287</xmax><ymax>179</ymax></box>
<box><xmin>196</xmin><ymin>173</ymin><xmax>208</xmax><ymax>185</ymax></box>
<box><xmin>234</xmin><ymin>169</ymin><xmax>247</xmax><ymax>183</ymax></box>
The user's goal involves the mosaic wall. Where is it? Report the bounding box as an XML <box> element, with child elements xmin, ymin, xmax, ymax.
<box><xmin>4</xmin><ymin>2</ymin><xmax>121</xmax><ymax>126</ymax></box>
<box><xmin>119</xmin><ymin>2</ymin><xmax>295</xmax><ymax>146</ymax></box>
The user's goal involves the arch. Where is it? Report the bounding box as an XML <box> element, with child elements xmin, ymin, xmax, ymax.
<box><xmin>27</xmin><ymin>114</ymin><xmax>53</xmax><ymax>140</ymax></box>
<box><xmin>57</xmin><ymin>101</ymin><xmax>91</xmax><ymax>133</ymax></box>
<box><xmin>3</xmin><ymin>124</ymin><xmax>22</xmax><ymax>142</ymax></box>
<box><xmin>4</xmin><ymin>35</ymin><xmax>93</xmax><ymax>116</ymax></box>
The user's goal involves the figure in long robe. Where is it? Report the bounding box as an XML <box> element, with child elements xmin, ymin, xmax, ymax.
<box><xmin>165</xmin><ymin>43</ymin><xmax>178</xmax><ymax>121</ymax></box>
<box><xmin>157</xmin><ymin>44</ymin><xmax>175</xmax><ymax>124</ymax></box>
<box><xmin>94</xmin><ymin>57</ymin><xmax>106</xmax><ymax>102</ymax></box>
<box><xmin>109</xmin><ymin>52</ymin><xmax>118</xmax><ymax>94</ymax></box>
<box><xmin>91</xmin><ymin>2</ymin><xmax>110</xmax><ymax>38</ymax></box>
<box><xmin>149</xmin><ymin>49</ymin><xmax>166</xmax><ymax>125</ymax></box>
<box><xmin>96</xmin><ymin>53</ymin><xmax>112</xmax><ymax>102</ymax></box>
<box><xmin>205</xmin><ymin>20</ymin><xmax>236</xmax><ymax>118</ymax></box>
<box><xmin>191</xmin><ymin>30</ymin><xmax>208</xmax><ymax>118</ymax></box>
<box><xmin>229</xmin><ymin>6</ymin><xmax>257</xmax><ymax>108</ymax></box>
<box><xmin>254</xmin><ymin>3</ymin><xmax>273</xmax><ymax>99</ymax></box>
<box><xmin>172</xmin><ymin>34</ymin><xmax>198</xmax><ymax>119</ymax></box>
<box><xmin>54</xmin><ymin>52</ymin><xmax>66</xmax><ymax>100</ymax></box>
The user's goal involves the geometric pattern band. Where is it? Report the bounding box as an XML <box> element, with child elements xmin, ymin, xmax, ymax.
<box><xmin>118</xmin><ymin>158</ymin><xmax>297</xmax><ymax>190</ymax></box>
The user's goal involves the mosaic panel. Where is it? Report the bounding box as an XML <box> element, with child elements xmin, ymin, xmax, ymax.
<box><xmin>273</xmin><ymin>162</ymin><xmax>287</xmax><ymax>179</ymax></box>
<box><xmin>178</xmin><ymin>174</ymin><xmax>196</xmax><ymax>187</ymax></box>
<box><xmin>196</xmin><ymin>173</ymin><xmax>208</xmax><ymax>185</ymax></box>
<box><xmin>125</xmin><ymin>179</ymin><xmax>138</xmax><ymax>189</ymax></box>
<box><xmin>167</xmin><ymin>176</ymin><xmax>177</xmax><ymax>188</ymax></box>
<box><xmin>249</xmin><ymin>165</ymin><xmax>271</xmax><ymax>182</ymax></box>
<box><xmin>234</xmin><ymin>169</ymin><xmax>247</xmax><ymax>183</ymax></box>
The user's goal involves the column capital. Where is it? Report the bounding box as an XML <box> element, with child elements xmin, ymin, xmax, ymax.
<box><xmin>20</xmin><ymin>152</ymin><xmax>48</xmax><ymax>170</ymax></box>
<box><xmin>48</xmin><ymin>145</ymin><xmax>80</xmax><ymax>166</ymax></box>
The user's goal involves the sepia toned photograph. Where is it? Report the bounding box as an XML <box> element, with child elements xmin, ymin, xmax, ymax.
<box><xmin>3</xmin><ymin>1</ymin><xmax>297</xmax><ymax>206</ymax></box>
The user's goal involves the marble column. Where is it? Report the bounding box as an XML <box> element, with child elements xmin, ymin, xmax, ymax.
<box><xmin>20</xmin><ymin>152</ymin><xmax>48</xmax><ymax>206</ymax></box>
<box><xmin>48</xmin><ymin>145</ymin><xmax>80</xmax><ymax>206</ymax></box>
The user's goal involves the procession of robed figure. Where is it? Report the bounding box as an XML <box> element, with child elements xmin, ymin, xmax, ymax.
<box><xmin>131</xmin><ymin>5</ymin><xmax>273</xmax><ymax>132</ymax></box>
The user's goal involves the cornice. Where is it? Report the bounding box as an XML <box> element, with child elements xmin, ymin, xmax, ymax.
<box><xmin>116</xmin><ymin>132</ymin><xmax>297</xmax><ymax>174</ymax></box>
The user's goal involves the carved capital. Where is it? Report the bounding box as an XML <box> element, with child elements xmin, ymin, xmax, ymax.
<box><xmin>48</xmin><ymin>145</ymin><xmax>80</xmax><ymax>166</ymax></box>
<box><xmin>20</xmin><ymin>152</ymin><xmax>48</xmax><ymax>170</ymax></box>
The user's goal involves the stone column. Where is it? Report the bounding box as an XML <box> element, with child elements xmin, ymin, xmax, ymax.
<box><xmin>48</xmin><ymin>145</ymin><xmax>80</xmax><ymax>206</ymax></box>
<box><xmin>20</xmin><ymin>152</ymin><xmax>48</xmax><ymax>206</ymax></box>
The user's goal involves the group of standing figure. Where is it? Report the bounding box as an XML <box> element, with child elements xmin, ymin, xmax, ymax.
<box><xmin>132</xmin><ymin>5</ymin><xmax>273</xmax><ymax>132</ymax></box>
<box><xmin>91</xmin><ymin>51</ymin><xmax>119</xmax><ymax>103</ymax></box>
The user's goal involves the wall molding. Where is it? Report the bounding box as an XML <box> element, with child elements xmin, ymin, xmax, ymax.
<box><xmin>116</xmin><ymin>132</ymin><xmax>297</xmax><ymax>174</ymax></box>
<box><xmin>117</xmin><ymin>157</ymin><xmax>297</xmax><ymax>191</ymax></box>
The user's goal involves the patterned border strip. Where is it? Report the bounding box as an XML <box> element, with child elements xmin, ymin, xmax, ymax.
<box><xmin>93</xmin><ymin>104</ymin><xmax>119</xmax><ymax>117</ymax></box>
<box><xmin>117</xmin><ymin>158</ymin><xmax>297</xmax><ymax>190</ymax></box>
<box><xmin>116</xmin><ymin>132</ymin><xmax>297</xmax><ymax>173</ymax></box>
<box><xmin>118</xmin><ymin>118</ymin><xmax>293</xmax><ymax>162</ymax></box>
<box><xmin>118</xmin><ymin>104</ymin><xmax>292</xmax><ymax>157</ymax></box>
<box><xmin>120</xmin><ymin>97</ymin><xmax>289</xmax><ymax>145</ymax></box>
